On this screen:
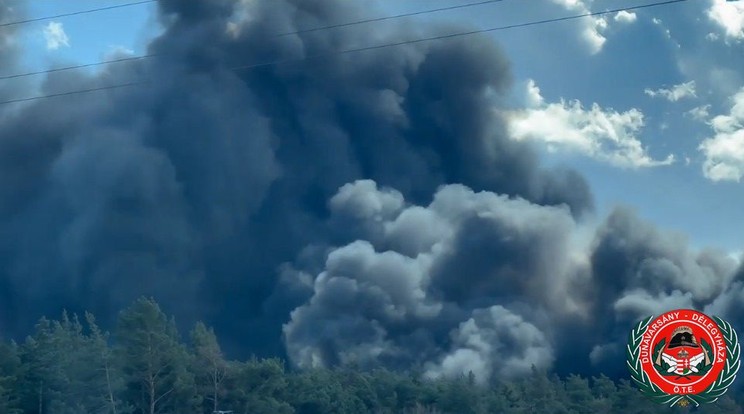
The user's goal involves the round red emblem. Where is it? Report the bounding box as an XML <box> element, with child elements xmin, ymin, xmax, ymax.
<box><xmin>638</xmin><ymin>309</ymin><xmax>727</xmax><ymax>395</ymax></box>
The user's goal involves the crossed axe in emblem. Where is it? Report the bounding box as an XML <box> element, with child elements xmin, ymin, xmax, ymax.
<box><xmin>655</xmin><ymin>345</ymin><xmax>712</xmax><ymax>380</ymax></box>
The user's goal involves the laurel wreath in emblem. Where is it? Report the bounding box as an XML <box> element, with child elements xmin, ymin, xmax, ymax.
<box><xmin>626</xmin><ymin>315</ymin><xmax>741</xmax><ymax>407</ymax></box>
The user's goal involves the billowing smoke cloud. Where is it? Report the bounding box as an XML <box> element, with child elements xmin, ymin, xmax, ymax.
<box><xmin>284</xmin><ymin>181</ymin><xmax>584</xmax><ymax>378</ymax></box>
<box><xmin>0</xmin><ymin>0</ymin><xmax>742</xmax><ymax>384</ymax></box>
<box><xmin>0</xmin><ymin>0</ymin><xmax>24</xmax><ymax>93</ymax></box>
<box><xmin>282</xmin><ymin>180</ymin><xmax>742</xmax><ymax>382</ymax></box>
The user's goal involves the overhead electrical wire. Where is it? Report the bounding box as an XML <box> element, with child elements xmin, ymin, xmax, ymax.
<box><xmin>0</xmin><ymin>54</ymin><xmax>160</xmax><ymax>81</ymax></box>
<box><xmin>0</xmin><ymin>0</ymin><xmax>157</xmax><ymax>28</ymax></box>
<box><xmin>234</xmin><ymin>0</ymin><xmax>688</xmax><ymax>72</ymax></box>
<box><xmin>0</xmin><ymin>0</ymin><xmax>508</xmax><ymax>82</ymax></box>
<box><xmin>0</xmin><ymin>0</ymin><xmax>689</xmax><ymax>106</ymax></box>
<box><xmin>0</xmin><ymin>82</ymin><xmax>145</xmax><ymax>105</ymax></box>
<box><xmin>275</xmin><ymin>0</ymin><xmax>508</xmax><ymax>37</ymax></box>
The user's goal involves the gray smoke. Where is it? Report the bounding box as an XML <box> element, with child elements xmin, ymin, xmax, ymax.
<box><xmin>283</xmin><ymin>180</ymin><xmax>580</xmax><ymax>380</ymax></box>
<box><xmin>282</xmin><ymin>181</ymin><xmax>741</xmax><ymax>382</ymax></box>
<box><xmin>0</xmin><ymin>0</ymin><xmax>26</xmax><ymax>99</ymax></box>
<box><xmin>0</xmin><ymin>0</ymin><xmax>741</xmax><ymax>383</ymax></box>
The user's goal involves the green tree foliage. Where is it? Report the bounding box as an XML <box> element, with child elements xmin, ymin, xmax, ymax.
<box><xmin>86</xmin><ymin>312</ymin><xmax>130</xmax><ymax>414</ymax></box>
<box><xmin>115</xmin><ymin>297</ymin><xmax>199</xmax><ymax>414</ymax></box>
<box><xmin>190</xmin><ymin>322</ymin><xmax>229</xmax><ymax>414</ymax></box>
<box><xmin>515</xmin><ymin>366</ymin><xmax>569</xmax><ymax>414</ymax></box>
<box><xmin>434</xmin><ymin>374</ymin><xmax>484</xmax><ymax>414</ymax></box>
<box><xmin>16</xmin><ymin>317</ymin><xmax>55</xmax><ymax>413</ymax></box>
<box><xmin>3</xmin><ymin>297</ymin><xmax>744</xmax><ymax>414</ymax></box>
<box><xmin>0</xmin><ymin>340</ymin><xmax>21</xmax><ymax>413</ymax></box>
<box><xmin>589</xmin><ymin>374</ymin><xmax>617</xmax><ymax>412</ymax></box>
<box><xmin>16</xmin><ymin>312</ymin><xmax>126</xmax><ymax>414</ymax></box>
<box><xmin>218</xmin><ymin>357</ymin><xmax>293</xmax><ymax>413</ymax></box>
<box><xmin>563</xmin><ymin>374</ymin><xmax>595</xmax><ymax>414</ymax></box>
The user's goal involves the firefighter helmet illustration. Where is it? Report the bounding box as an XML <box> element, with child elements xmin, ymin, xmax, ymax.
<box><xmin>658</xmin><ymin>326</ymin><xmax>708</xmax><ymax>377</ymax></box>
<box><xmin>626</xmin><ymin>309</ymin><xmax>741</xmax><ymax>408</ymax></box>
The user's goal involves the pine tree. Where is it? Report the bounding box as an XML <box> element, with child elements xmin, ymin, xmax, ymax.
<box><xmin>227</xmin><ymin>357</ymin><xmax>293</xmax><ymax>414</ymax></box>
<box><xmin>191</xmin><ymin>321</ymin><xmax>229</xmax><ymax>413</ymax></box>
<box><xmin>563</xmin><ymin>374</ymin><xmax>594</xmax><ymax>414</ymax></box>
<box><xmin>517</xmin><ymin>366</ymin><xmax>569</xmax><ymax>414</ymax></box>
<box><xmin>115</xmin><ymin>297</ymin><xmax>199</xmax><ymax>414</ymax></box>
<box><xmin>5</xmin><ymin>296</ymin><xmax>744</xmax><ymax>413</ymax></box>
<box><xmin>47</xmin><ymin>311</ymin><xmax>93</xmax><ymax>413</ymax></box>
<box><xmin>0</xmin><ymin>340</ymin><xmax>21</xmax><ymax>414</ymax></box>
<box><xmin>15</xmin><ymin>311</ymin><xmax>127</xmax><ymax>414</ymax></box>
<box><xmin>86</xmin><ymin>312</ymin><xmax>130</xmax><ymax>414</ymax></box>
<box><xmin>17</xmin><ymin>316</ymin><xmax>59</xmax><ymax>414</ymax></box>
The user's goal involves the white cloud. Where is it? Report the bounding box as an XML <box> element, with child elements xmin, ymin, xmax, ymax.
<box><xmin>708</xmin><ymin>0</ymin><xmax>744</xmax><ymax>39</ymax></box>
<box><xmin>614</xmin><ymin>10</ymin><xmax>637</xmax><ymax>24</ymax></box>
<box><xmin>551</xmin><ymin>0</ymin><xmax>608</xmax><ymax>54</ymax></box>
<box><xmin>105</xmin><ymin>45</ymin><xmax>134</xmax><ymax>58</ymax></box>
<box><xmin>524</xmin><ymin>79</ymin><xmax>544</xmax><ymax>107</ymax></box>
<box><xmin>688</xmin><ymin>104</ymin><xmax>711</xmax><ymax>121</ymax></box>
<box><xmin>644</xmin><ymin>81</ymin><xmax>697</xmax><ymax>102</ymax></box>
<box><xmin>729</xmin><ymin>250</ymin><xmax>742</xmax><ymax>263</ymax></box>
<box><xmin>43</xmin><ymin>21</ymin><xmax>70</xmax><ymax>50</ymax></box>
<box><xmin>699</xmin><ymin>87</ymin><xmax>744</xmax><ymax>181</ymax></box>
<box><xmin>506</xmin><ymin>79</ymin><xmax>675</xmax><ymax>169</ymax></box>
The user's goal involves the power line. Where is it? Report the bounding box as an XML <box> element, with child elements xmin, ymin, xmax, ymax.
<box><xmin>0</xmin><ymin>81</ymin><xmax>146</xmax><ymax>106</ymax></box>
<box><xmin>0</xmin><ymin>54</ymin><xmax>160</xmax><ymax>81</ymax></box>
<box><xmin>275</xmin><ymin>0</ymin><xmax>508</xmax><ymax>37</ymax></box>
<box><xmin>0</xmin><ymin>0</ymin><xmax>689</xmax><ymax>107</ymax></box>
<box><xmin>0</xmin><ymin>0</ymin><xmax>157</xmax><ymax>28</ymax></box>
<box><xmin>233</xmin><ymin>0</ymin><xmax>689</xmax><ymax>71</ymax></box>
<box><xmin>0</xmin><ymin>0</ymin><xmax>509</xmax><ymax>81</ymax></box>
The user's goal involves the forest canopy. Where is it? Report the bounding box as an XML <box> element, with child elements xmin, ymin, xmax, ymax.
<box><xmin>0</xmin><ymin>297</ymin><xmax>742</xmax><ymax>414</ymax></box>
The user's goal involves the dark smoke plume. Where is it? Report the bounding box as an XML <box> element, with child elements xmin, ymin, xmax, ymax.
<box><xmin>0</xmin><ymin>0</ymin><xmax>741</xmax><ymax>383</ymax></box>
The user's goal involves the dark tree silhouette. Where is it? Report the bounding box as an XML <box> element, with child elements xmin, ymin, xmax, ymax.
<box><xmin>0</xmin><ymin>297</ymin><xmax>741</xmax><ymax>414</ymax></box>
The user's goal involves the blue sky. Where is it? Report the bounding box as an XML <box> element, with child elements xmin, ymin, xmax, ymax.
<box><xmin>12</xmin><ymin>0</ymin><xmax>744</xmax><ymax>253</ymax></box>
<box><xmin>14</xmin><ymin>0</ymin><xmax>158</xmax><ymax>71</ymax></box>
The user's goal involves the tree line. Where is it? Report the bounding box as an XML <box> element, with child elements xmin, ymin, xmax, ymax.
<box><xmin>0</xmin><ymin>297</ymin><xmax>742</xmax><ymax>414</ymax></box>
